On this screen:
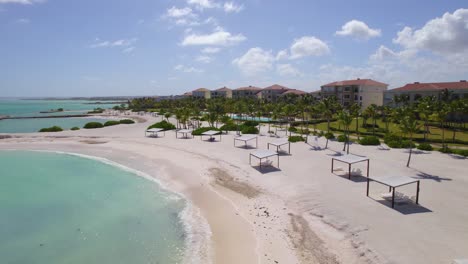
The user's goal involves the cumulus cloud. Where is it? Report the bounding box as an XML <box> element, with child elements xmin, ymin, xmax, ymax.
<box><xmin>174</xmin><ymin>64</ymin><xmax>204</xmax><ymax>73</ymax></box>
<box><xmin>90</xmin><ymin>38</ymin><xmax>137</xmax><ymax>48</ymax></box>
<box><xmin>232</xmin><ymin>47</ymin><xmax>274</xmax><ymax>76</ymax></box>
<box><xmin>370</xmin><ymin>45</ymin><xmax>417</xmax><ymax>62</ymax></box>
<box><xmin>14</xmin><ymin>18</ymin><xmax>30</xmax><ymax>24</ymax></box>
<box><xmin>335</xmin><ymin>20</ymin><xmax>381</xmax><ymax>40</ymax></box>
<box><xmin>393</xmin><ymin>8</ymin><xmax>468</xmax><ymax>55</ymax></box>
<box><xmin>224</xmin><ymin>2</ymin><xmax>243</xmax><ymax>13</ymax></box>
<box><xmin>187</xmin><ymin>0</ymin><xmax>220</xmax><ymax>10</ymax></box>
<box><xmin>122</xmin><ymin>47</ymin><xmax>135</xmax><ymax>53</ymax></box>
<box><xmin>181</xmin><ymin>28</ymin><xmax>246</xmax><ymax>46</ymax></box>
<box><xmin>0</xmin><ymin>0</ymin><xmax>45</xmax><ymax>4</ymax></box>
<box><xmin>166</xmin><ymin>6</ymin><xmax>193</xmax><ymax>18</ymax></box>
<box><xmin>276</xmin><ymin>64</ymin><xmax>302</xmax><ymax>77</ymax></box>
<box><xmin>289</xmin><ymin>36</ymin><xmax>330</xmax><ymax>59</ymax></box>
<box><xmin>201</xmin><ymin>47</ymin><xmax>221</xmax><ymax>53</ymax></box>
<box><xmin>276</xmin><ymin>49</ymin><xmax>289</xmax><ymax>60</ymax></box>
<box><xmin>195</xmin><ymin>55</ymin><xmax>213</xmax><ymax>63</ymax></box>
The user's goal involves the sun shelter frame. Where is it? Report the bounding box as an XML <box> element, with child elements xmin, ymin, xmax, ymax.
<box><xmin>267</xmin><ymin>138</ymin><xmax>291</xmax><ymax>154</ymax></box>
<box><xmin>201</xmin><ymin>130</ymin><xmax>222</xmax><ymax>141</ymax></box>
<box><xmin>367</xmin><ymin>176</ymin><xmax>420</xmax><ymax>208</ymax></box>
<box><xmin>234</xmin><ymin>134</ymin><xmax>258</xmax><ymax>148</ymax></box>
<box><xmin>331</xmin><ymin>154</ymin><xmax>369</xmax><ymax>179</ymax></box>
<box><xmin>249</xmin><ymin>149</ymin><xmax>279</xmax><ymax>170</ymax></box>
<box><xmin>146</xmin><ymin>128</ymin><xmax>165</xmax><ymax>137</ymax></box>
<box><xmin>176</xmin><ymin>129</ymin><xmax>194</xmax><ymax>139</ymax></box>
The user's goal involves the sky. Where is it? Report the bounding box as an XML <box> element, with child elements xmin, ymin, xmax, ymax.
<box><xmin>1</xmin><ymin>0</ymin><xmax>468</xmax><ymax>97</ymax></box>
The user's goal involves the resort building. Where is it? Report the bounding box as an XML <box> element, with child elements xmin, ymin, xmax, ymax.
<box><xmin>260</xmin><ymin>84</ymin><xmax>291</xmax><ymax>102</ymax></box>
<box><xmin>320</xmin><ymin>78</ymin><xmax>388</xmax><ymax>109</ymax></box>
<box><xmin>192</xmin><ymin>88</ymin><xmax>211</xmax><ymax>99</ymax></box>
<box><xmin>232</xmin><ymin>86</ymin><xmax>262</xmax><ymax>99</ymax></box>
<box><xmin>211</xmin><ymin>87</ymin><xmax>232</xmax><ymax>99</ymax></box>
<box><xmin>384</xmin><ymin>80</ymin><xmax>468</xmax><ymax>105</ymax></box>
<box><xmin>280</xmin><ymin>89</ymin><xmax>307</xmax><ymax>97</ymax></box>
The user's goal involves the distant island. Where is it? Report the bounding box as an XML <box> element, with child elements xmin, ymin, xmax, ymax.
<box><xmin>39</xmin><ymin>108</ymin><xmax>64</xmax><ymax>114</ymax></box>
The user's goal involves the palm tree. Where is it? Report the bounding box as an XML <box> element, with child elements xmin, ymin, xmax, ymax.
<box><xmin>338</xmin><ymin>110</ymin><xmax>353</xmax><ymax>154</ymax></box>
<box><xmin>282</xmin><ymin>104</ymin><xmax>296</xmax><ymax>136</ymax></box>
<box><xmin>318</xmin><ymin>97</ymin><xmax>336</xmax><ymax>132</ymax></box>
<box><xmin>366</xmin><ymin>104</ymin><xmax>378</xmax><ymax>135</ymax></box>
<box><xmin>416</xmin><ymin>96</ymin><xmax>435</xmax><ymax>141</ymax></box>
<box><xmin>431</xmin><ymin>102</ymin><xmax>450</xmax><ymax>151</ymax></box>
<box><xmin>381</xmin><ymin>105</ymin><xmax>393</xmax><ymax>133</ymax></box>
<box><xmin>399</xmin><ymin>109</ymin><xmax>420</xmax><ymax>167</ymax></box>
<box><xmin>164</xmin><ymin>112</ymin><xmax>171</xmax><ymax>122</ymax></box>
<box><xmin>349</xmin><ymin>103</ymin><xmax>361</xmax><ymax>140</ymax></box>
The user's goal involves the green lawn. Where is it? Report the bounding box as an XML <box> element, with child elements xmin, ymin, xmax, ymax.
<box><xmin>306</xmin><ymin>118</ymin><xmax>468</xmax><ymax>146</ymax></box>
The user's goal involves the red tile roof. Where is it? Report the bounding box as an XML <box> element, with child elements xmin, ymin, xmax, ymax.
<box><xmin>281</xmin><ymin>89</ymin><xmax>307</xmax><ymax>95</ymax></box>
<box><xmin>322</xmin><ymin>79</ymin><xmax>388</xmax><ymax>87</ymax></box>
<box><xmin>389</xmin><ymin>81</ymin><xmax>468</xmax><ymax>92</ymax></box>
<box><xmin>183</xmin><ymin>92</ymin><xmax>193</xmax><ymax>96</ymax></box>
<box><xmin>263</xmin><ymin>84</ymin><xmax>291</xmax><ymax>91</ymax></box>
<box><xmin>193</xmin><ymin>88</ymin><xmax>210</xmax><ymax>92</ymax></box>
<box><xmin>215</xmin><ymin>87</ymin><xmax>231</xmax><ymax>91</ymax></box>
<box><xmin>234</xmin><ymin>86</ymin><xmax>262</xmax><ymax>91</ymax></box>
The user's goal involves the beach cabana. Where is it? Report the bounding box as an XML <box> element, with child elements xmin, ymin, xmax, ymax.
<box><xmin>249</xmin><ymin>149</ymin><xmax>279</xmax><ymax>170</ymax></box>
<box><xmin>366</xmin><ymin>176</ymin><xmax>420</xmax><ymax>208</ymax></box>
<box><xmin>331</xmin><ymin>154</ymin><xmax>369</xmax><ymax>179</ymax></box>
<box><xmin>234</xmin><ymin>134</ymin><xmax>258</xmax><ymax>148</ymax></box>
<box><xmin>146</xmin><ymin>128</ymin><xmax>165</xmax><ymax>138</ymax></box>
<box><xmin>267</xmin><ymin>138</ymin><xmax>291</xmax><ymax>154</ymax></box>
<box><xmin>176</xmin><ymin>129</ymin><xmax>194</xmax><ymax>139</ymax></box>
<box><xmin>201</xmin><ymin>130</ymin><xmax>222</xmax><ymax>141</ymax></box>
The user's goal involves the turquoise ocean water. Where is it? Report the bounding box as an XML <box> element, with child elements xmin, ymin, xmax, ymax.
<box><xmin>0</xmin><ymin>151</ymin><xmax>187</xmax><ymax>264</ymax></box>
<box><xmin>0</xmin><ymin>99</ymin><xmax>120</xmax><ymax>133</ymax></box>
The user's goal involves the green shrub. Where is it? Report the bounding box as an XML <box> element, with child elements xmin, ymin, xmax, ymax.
<box><xmin>289</xmin><ymin>136</ymin><xmax>305</xmax><ymax>143</ymax></box>
<box><xmin>417</xmin><ymin>143</ymin><xmax>433</xmax><ymax>151</ymax></box>
<box><xmin>288</xmin><ymin>126</ymin><xmax>298</xmax><ymax>133</ymax></box>
<box><xmin>119</xmin><ymin>119</ymin><xmax>135</xmax><ymax>124</ymax></box>
<box><xmin>39</xmin><ymin>126</ymin><xmax>63</xmax><ymax>132</ymax></box>
<box><xmin>104</xmin><ymin>120</ymin><xmax>120</xmax><ymax>127</ymax></box>
<box><xmin>384</xmin><ymin>133</ymin><xmax>400</xmax><ymax>144</ymax></box>
<box><xmin>192</xmin><ymin>127</ymin><xmax>220</xmax><ymax>136</ymax></box>
<box><xmin>70</xmin><ymin>127</ymin><xmax>80</xmax><ymax>131</ymax></box>
<box><xmin>337</xmin><ymin>135</ymin><xmax>348</xmax><ymax>142</ymax></box>
<box><xmin>147</xmin><ymin>120</ymin><xmax>176</xmax><ymax>130</ymax></box>
<box><xmin>359</xmin><ymin>136</ymin><xmax>380</xmax><ymax>146</ymax></box>
<box><xmin>241</xmin><ymin>126</ymin><xmax>259</xmax><ymax>134</ymax></box>
<box><xmin>242</xmin><ymin>121</ymin><xmax>259</xmax><ymax>127</ymax></box>
<box><xmin>84</xmin><ymin>122</ymin><xmax>104</xmax><ymax>129</ymax></box>
<box><xmin>88</xmin><ymin>108</ymin><xmax>104</xmax><ymax>114</ymax></box>
<box><xmin>324</xmin><ymin>132</ymin><xmax>335</xmax><ymax>139</ymax></box>
<box><xmin>439</xmin><ymin>147</ymin><xmax>453</xmax><ymax>154</ymax></box>
<box><xmin>453</xmin><ymin>149</ymin><xmax>468</xmax><ymax>157</ymax></box>
<box><xmin>220</xmin><ymin>122</ymin><xmax>238</xmax><ymax>131</ymax></box>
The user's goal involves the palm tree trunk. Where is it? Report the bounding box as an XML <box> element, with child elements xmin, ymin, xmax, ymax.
<box><xmin>355</xmin><ymin>118</ymin><xmax>360</xmax><ymax>140</ymax></box>
<box><xmin>406</xmin><ymin>135</ymin><xmax>413</xmax><ymax>167</ymax></box>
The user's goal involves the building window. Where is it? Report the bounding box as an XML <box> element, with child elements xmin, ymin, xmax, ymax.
<box><xmin>344</xmin><ymin>87</ymin><xmax>350</xmax><ymax>92</ymax></box>
<box><xmin>354</xmin><ymin>95</ymin><xmax>358</xmax><ymax>100</ymax></box>
<box><xmin>354</xmin><ymin>87</ymin><xmax>358</xmax><ymax>92</ymax></box>
<box><xmin>359</xmin><ymin>96</ymin><xmax>362</xmax><ymax>101</ymax></box>
<box><xmin>344</xmin><ymin>95</ymin><xmax>350</xmax><ymax>99</ymax></box>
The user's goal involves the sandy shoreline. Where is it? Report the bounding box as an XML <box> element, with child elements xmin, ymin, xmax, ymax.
<box><xmin>1</xmin><ymin>113</ymin><xmax>468</xmax><ymax>264</ymax></box>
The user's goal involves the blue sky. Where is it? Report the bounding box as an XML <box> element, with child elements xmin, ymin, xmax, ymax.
<box><xmin>1</xmin><ymin>0</ymin><xmax>467</xmax><ymax>97</ymax></box>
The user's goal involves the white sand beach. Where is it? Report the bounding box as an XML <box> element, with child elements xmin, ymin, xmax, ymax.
<box><xmin>1</xmin><ymin>113</ymin><xmax>467</xmax><ymax>264</ymax></box>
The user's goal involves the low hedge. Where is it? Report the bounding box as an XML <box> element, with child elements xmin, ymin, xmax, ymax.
<box><xmin>119</xmin><ymin>119</ymin><xmax>135</xmax><ymax>124</ymax></box>
<box><xmin>147</xmin><ymin>120</ymin><xmax>176</xmax><ymax>130</ymax></box>
<box><xmin>439</xmin><ymin>148</ymin><xmax>468</xmax><ymax>157</ymax></box>
<box><xmin>70</xmin><ymin>127</ymin><xmax>80</xmax><ymax>131</ymax></box>
<box><xmin>359</xmin><ymin>136</ymin><xmax>380</xmax><ymax>146</ymax></box>
<box><xmin>324</xmin><ymin>132</ymin><xmax>335</xmax><ymax>139</ymax></box>
<box><xmin>192</xmin><ymin>127</ymin><xmax>220</xmax><ymax>136</ymax></box>
<box><xmin>386</xmin><ymin>140</ymin><xmax>416</xmax><ymax>149</ymax></box>
<box><xmin>288</xmin><ymin>126</ymin><xmax>298</xmax><ymax>133</ymax></box>
<box><xmin>337</xmin><ymin>135</ymin><xmax>349</xmax><ymax>142</ymax></box>
<box><xmin>84</xmin><ymin>122</ymin><xmax>104</xmax><ymax>129</ymax></box>
<box><xmin>39</xmin><ymin>126</ymin><xmax>63</xmax><ymax>132</ymax></box>
<box><xmin>104</xmin><ymin>120</ymin><xmax>120</xmax><ymax>127</ymax></box>
<box><xmin>220</xmin><ymin>122</ymin><xmax>238</xmax><ymax>131</ymax></box>
<box><xmin>242</xmin><ymin>121</ymin><xmax>259</xmax><ymax>127</ymax></box>
<box><xmin>417</xmin><ymin>143</ymin><xmax>433</xmax><ymax>151</ymax></box>
<box><xmin>289</xmin><ymin>136</ymin><xmax>305</xmax><ymax>143</ymax></box>
<box><xmin>241</xmin><ymin>126</ymin><xmax>259</xmax><ymax>134</ymax></box>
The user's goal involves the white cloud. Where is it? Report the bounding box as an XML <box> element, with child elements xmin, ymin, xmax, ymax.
<box><xmin>174</xmin><ymin>64</ymin><xmax>204</xmax><ymax>73</ymax></box>
<box><xmin>224</xmin><ymin>2</ymin><xmax>243</xmax><ymax>13</ymax></box>
<box><xmin>276</xmin><ymin>64</ymin><xmax>302</xmax><ymax>77</ymax></box>
<box><xmin>187</xmin><ymin>0</ymin><xmax>220</xmax><ymax>10</ymax></box>
<box><xmin>122</xmin><ymin>47</ymin><xmax>135</xmax><ymax>53</ymax></box>
<box><xmin>196</xmin><ymin>55</ymin><xmax>213</xmax><ymax>63</ymax></box>
<box><xmin>181</xmin><ymin>28</ymin><xmax>246</xmax><ymax>46</ymax></box>
<box><xmin>393</xmin><ymin>8</ymin><xmax>468</xmax><ymax>55</ymax></box>
<box><xmin>370</xmin><ymin>45</ymin><xmax>417</xmax><ymax>62</ymax></box>
<box><xmin>90</xmin><ymin>38</ymin><xmax>137</xmax><ymax>48</ymax></box>
<box><xmin>276</xmin><ymin>49</ymin><xmax>289</xmax><ymax>60</ymax></box>
<box><xmin>289</xmin><ymin>36</ymin><xmax>330</xmax><ymax>59</ymax></box>
<box><xmin>166</xmin><ymin>6</ymin><xmax>193</xmax><ymax>18</ymax></box>
<box><xmin>14</xmin><ymin>18</ymin><xmax>30</xmax><ymax>24</ymax></box>
<box><xmin>335</xmin><ymin>20</ymin><xmax>381</xmax><ymax>40</ymax></box>
<box><xmin>201</xmin><ymin>47</ymin><xmax>221</xmax><ymax>53</ymax></box>
<box><xmin>0</xmin><ymin>0</ymin><xmax>44</xmax><ymax>4</ymax></box>
<box><xmin>232</xmin><ymin>47</ymin><xmax>274</xmax><ymax>76</ymax></box>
